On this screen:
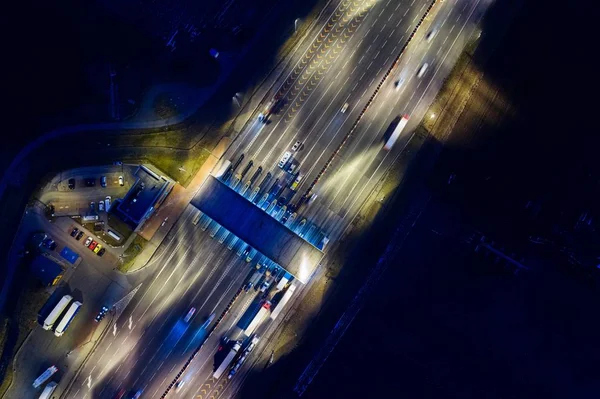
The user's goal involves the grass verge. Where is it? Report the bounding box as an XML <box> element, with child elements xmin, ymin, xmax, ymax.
<box><xmin>118</xmin><ymin>234</ymin><xmax>148</xmax><ymax>273</ymax></box>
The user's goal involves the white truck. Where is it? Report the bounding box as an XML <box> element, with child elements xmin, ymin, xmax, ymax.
<box><xmin>383</xmin><ymin>115</ymin><xmax>410</xmax><ymax>150</ymax></box>
<box><xmin>244</xmin><ymin>301</ymin><xmax>271</xmax><ymax>336</ymax></box>
<box><xmin>33</xmin><ymin>366</ymin><xmax>58</xmax><ymax>388</ymax></box>
<box><xmin>39</xmin><ymin>381</ymin><xmax>58</xmax><ymax>399</ymax></box>
<box><xmin>213</xmin><ymin>341</ymin><xmax>241</xmax><ymax>379</ymax></box>
<box><xmin>43</xmin><ymin>295</ymin><xmax>72</xmax><ymax>330</ymax></box>
<box><xmin>270</xmin><ymin>284</ymin><xmax>296</xmax><ymax>320</ymax></box>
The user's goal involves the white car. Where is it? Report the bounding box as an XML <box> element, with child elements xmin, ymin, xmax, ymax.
<box><xmin>184</xmin><ymin>307</ymin><xmax>196</xmax><ymax>322</ymax></box>
<box><xmin>105</xmin><ymin>196</ymin><xmax>111</xmax><ymax>212</ymax></box>
<box><xmin>98</xmin><ymin>201</ymin><xmax>104</xmax><ymax>212</ymax></box>
<box><xmin>395</xmin><ymin>77</ymin><xmax>405</xmax><ymax>90</ymax></box>
<box><xmin>417</xmin><ymin>63</ymin><xmax>429</xmax><ymax>78</ymax></box>
<box><xmin>118</xmin><ymin>176</ymin><xmax>124</xmax><ymax>186</ymax></box>
<box><xmin>291</xmin><ymin>141</ymin><xmax>302</xmax><ymax>152</ymax></box>
<box><xmin>84</xmin><ymin>237</ymin><xmax>93</xmax><ymax>247</ymax></box>
<box><xmin>426</xmin><ymin>28</ymin><xmax>438</xmax><ymax>42</ymax></box>
<box><xmin>175</xmin><ymin>380</ymin><xmax>186</xmax><ymax>391</ymax></box>
<box><xmin>278</xmin><ymin>151</ymin><xmax>292</xmax><ymax>168</ymax></box>
<box><xmin>340</xmin><ymin>102</ymin><xmax>349</xmax><ymax>113</ymax></box>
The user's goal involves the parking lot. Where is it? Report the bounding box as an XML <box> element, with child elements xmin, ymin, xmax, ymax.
<box><xmin>40</xmin><ymin>165</ymin><xmax>135</xmax><ymax>218</ymax></box>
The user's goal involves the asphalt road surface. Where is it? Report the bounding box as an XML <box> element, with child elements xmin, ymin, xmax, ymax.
<box><xmin>59</xmin><ymin>0</ymin><xmax>493</xmax><ymax>397</ymax></box>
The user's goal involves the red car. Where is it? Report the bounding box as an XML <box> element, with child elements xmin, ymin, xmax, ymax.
<box><xmin>88</xmin><ymin>241</ymin><xmax>98</xmax><ymax>250</ymax></box>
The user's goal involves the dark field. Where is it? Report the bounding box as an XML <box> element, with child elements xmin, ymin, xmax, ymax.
<box><xmin>246</xmin><ymin>0</ymin><xmax>599</xmax><ymax>397</ymax></box>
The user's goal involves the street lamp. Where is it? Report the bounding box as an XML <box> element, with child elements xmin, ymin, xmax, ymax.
<box><xmin>295</xmin><ymin>18</ymin><xmax>300</xmax><ymax>33</ymax></box>
<box><xmin>233</xmin><ymin>95</ymin><xmax>241</xmax><ymax>107</ymax></box>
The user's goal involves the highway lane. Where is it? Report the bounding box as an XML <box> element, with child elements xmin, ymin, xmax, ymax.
<box><xmin>313</xmin><ymin>0</ymin><xmax>492</xmax><ymax>240</ymax></box>
<box><xmin>66</xmin><ymin>205</ymin><xmax>248</xmax><ymax>397</ymax></box>
<box><xmin>61</xmin><ymin>0</ymin><xmax>493</xmax><ymax>396</ymax></box>
<box><xmin>184</xmin><ymin>0</ymin><xmax>495</xmax><ymax>397</ymax></box>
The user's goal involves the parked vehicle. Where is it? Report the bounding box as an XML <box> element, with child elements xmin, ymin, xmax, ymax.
<box><xmin>101</xmin><ymin>176</ymin><xmax>107</xmax><ymax>187</ymax></box>
<box><xmin>105</xmin><ymin>196</ymin><xmax>112</xmax><ymax>211</ymax></box>
<box><xmin>278</xmin><ymin>152</ymin><xmax>292</xmax><ymax>168</ymax></box>
<box><xmin>97</xmin><ymin>247</ymin><xmax>106</xmax><ymax>256</ymax></box>
<box><xmin>54</xmin><ymin>301</ymin><xmax>83</xmax><ymax>337</ymax></box>
<box><xmin>76</xmin><ymin>231</ymin><xmax>84</xmax><ymax>240</ymax></box>
<box><xmin>33</xmin><ymin>366</ymin><xmax>58</xmax><ymax>388</ymax></box>
<box><xmin>88</xmin><ymin>241</ymin><xmax>97</xmax><ymax>250</ymax></box>
<box><xmin>84</xmin><ymin>237</ymin><xmax>93</xmax><ymax>247</ymax></box>
<box><xmin>68</xmin><ymin>178</ymin><xmax>76</xmax><ymax>190</ymax></box>
<box><xmin>118</xmin><ymin>176</ymin><xmax>124</xmax><ymax>186</ymax></box>
<box><xmin>70</xmin><ymin>228</ymin><xmax>79</xmax><ymax>237</ymax></box>
<box><xmin>213</xmin><ymin>341</ymin><xmax>241</xmax><ymax>379</ymax></box>
<box><xmin>43</xmin><ymin>295</ymin><xmax>73</xmax><ymax>330</ymax></box>
<box><xmin>93</xmin><ymin>244</ymin><xmax>102</xmax><ymax>254</ymax></box>
<box><xmin>95</xmin><ymin>306</ymin><xmax>109</xmax><ymax>322</ymax></box>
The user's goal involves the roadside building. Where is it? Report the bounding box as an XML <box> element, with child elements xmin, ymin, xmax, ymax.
<box><xmin>30</xmin><ymin>255</ymin><xmax>64</xmax><ymax>287</ymax></box>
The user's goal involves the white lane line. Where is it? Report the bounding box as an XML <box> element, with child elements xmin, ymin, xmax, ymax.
<box><xmin>227</xmin><ymin>0</ymin><xmax>359</xmax><ymax>156</ymax></box>
<box><xmin>338</xmin><ymin>0</ymin><xmax>484</xmax><ymax>222</ymax></box>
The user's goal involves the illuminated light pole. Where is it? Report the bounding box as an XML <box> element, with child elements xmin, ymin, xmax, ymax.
<box><xmin>295</xmin><ymin>18</ymin><xmax>300</xmax><ymax>33</ymax></box>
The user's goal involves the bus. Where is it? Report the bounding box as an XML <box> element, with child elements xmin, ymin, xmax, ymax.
<box><xmin>39</xmin><ymin>381</ymin><xmax>57</xmax><ymax>398</ymax></box>
<box><xmin>54</xmin><ymin>301</ymin><xmax>82</xmax><ymax>337</ymax></box>
<box><xmin>43</xmin><ymin>295</ymin><xmax>73</xmax><ymax>330</ymax></box>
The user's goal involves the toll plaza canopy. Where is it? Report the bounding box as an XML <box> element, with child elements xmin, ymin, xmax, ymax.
<box><xmin>191</xmin><ymin>175</ymin><xmax>322</xmax><ymax>283</ymax></box>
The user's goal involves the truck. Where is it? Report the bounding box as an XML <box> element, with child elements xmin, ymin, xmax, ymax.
<box><xmin>228</xmin><ymin>336</ymin><xmax>260</xmax><ymax>380</ymax></box>
<box><xmin>244</xmin><ymin>301</ymin><xmax>271</xmax><ymax>336</ymax></box>
<box><xmin>275</xmin><ymin>273</ymin><xmax>291</xmax><ymax>291</ymax></box>
<box><xmin>43</xmin><ymin>295</ymin><xmax>73</xmax><ymax>330</ymax></box>
<box><xmin>54</xmin><ymin>301</ymin><xmax>82</xmax><ymax>337</ymax></box>
<box><xmin>245</xmin><ymin>267</ymin><xmax>264</xmax><ymax>291</ymax></box>
<box><xmin>33</xmin><ymin>366</ymin><xmax>58</xmax><ymax>388</ymax></box>
<box><xmin>213</xmin><ymin>341</ymin><xmax>241</xmax><ymax>379</ymax></box>
<box><xmin>383</xmin><ymin>114</ymin><xmax>409</xmax><ymax>150</ymax></box>
<box><xmin>270</xmin><ymin>284</ymin><xmax>296</xmax><ymax>320</ymax></box>
<box><xmin>39</xmin><ymin>381</ymin><xmax>58</xmax><ymax>399</ymax></box>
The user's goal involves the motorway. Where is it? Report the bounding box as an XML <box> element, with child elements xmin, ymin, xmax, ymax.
<box><xmin>61</xmin><ymin>0</ymin><xmax>493</xmax><ymax>397</ymax></box>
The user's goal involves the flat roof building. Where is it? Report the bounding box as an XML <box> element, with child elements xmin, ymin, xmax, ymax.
<box><xmin>191</xmin><ymin>175</ymin><xmax>322</xmax><ymax>283</ymax></box>
<box><xmin>114</xmin><ymin>165</ymin><xmax>174</xmax><ymax>228</ymax></box>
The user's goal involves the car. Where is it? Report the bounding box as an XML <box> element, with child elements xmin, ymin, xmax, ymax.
<box><xmin>395</xmin><ymin>76</ymin><xmax>405</xmax><ymax>90</ymax></box>
<box><xmin>242</xmin><ymin>246</ymin><xmax>252</xmax><ymax>256</ymax></box>
<box><xmin>105</xmin><ymin>196</ymin><xmax>112</xmax><ymax>211</ymax></box>
<box><xmin>113</xmin><ymin>161</ymin><xmax>123</xmax><ymax>166</ymax></box>
<box><xmin>97</xmin><ymin>247</ymin><xmax>106</xmax><ymax>257</ymax></box>
<box><xmin>184</xmin><ymin>307</ymin><xmax>196</xmax><ymax>322</ymax></box>
<box><xmin>308</xmin><ymin>193</ymin><xmax>318</xmax><ymax>204</ymax></box>
<box><xmin>98</xmin><ymin>201</ymin><xmax>104</xmax><ymax>212</ymax></box>
<box><xmin>88</xmin><ymin>241</ymin><xmax>98</xmax><ymax>250</ymax></box>
<box><xmin>286</xmin><ymin>159</ymin><xmax>300</xmax><ymax>174</ymax></box>
<box><xmin>84</xmin><ymin>236</ymin><xmax>93</xmax><ymax>247</ymax></box>
<box><xmin>43</xmin><ymin>239</ymin><xmax>57</xmax><ymax>250</ymax></box>
<box><xmin>114</xmin><ymin>389</ymin><xmax>126</xmax><ymax>399</ymax></box>
<box><xmin>93</xmin><ymin>244</ymin><xmax>102</xmax><ymax>254</ymax></box>
<box><xmin>340</xmin><ymin>102</ymin><xmax>349</xmax><ymax>113</ymax></box>
<box><xmin>291</xmin><ymin>141</ymin><xmax>302</xmax><ymax>152</ymax></box>
<box><xmin>101</xmin><ymin>176</ymin><xmax>107</xmax><ymax>187</ymax></box>
<box><xmin>175</xmin><ymin>380</ymin><xmax>186</xmax><ymax>391</ymax></box>
<box><xmin>417</xmin><ymin>63</ymin><xmax>429</xmax><ymax>78</ymax></box>
<box><xmin>426</xmin><ymin>28</ymin><xmax>438</xmax><ymax>42</ymax></box>
<box><xmin>90</xmin><ymin>201</ymin><xmax>95</xmax><ymax>212</ymax></box>
<box><xmin>259</xmin><ymin>280</ymin><xmax>271</xmax><ymax>293</ymax></box>
<box><xmin>291</xmin><ymin>173</ymin><xmax>303</xmax><ymax>191</ymax></box>
<box><xmin>244</xmin><ymin>282</ymin><xmax>253</xmax><ymax>292</ymax></box>
<box><xmin>95</xmin><ymin>306</ymin><xmax>109</xmax><ymax>322</ymax></box>
<box><xmin>118</xmin><ymin>176</ymin><xmax>124</xmax><ymax>186</ymax></box>
<box><xmin>278</xmin><ymin>151</ymin><xmax>292</xmax><ymax>168</ymax></box>
<box><xmin>70</xmin><ymin>227</ymin><xmax>79</xmax><ymax>237</ymax></box>
<box><xmin>68</xmin><ymin>178</ymin><xmax>76</xmax><ymax>190</ymax></box>
<box><xmin>76</xmin><ymin>231</ymin><xmax>84</xmax><ymax>240</ymax></box>
<box><xmin>131</xmin><ymin>391</ymin><xmax>142</xmax><ymax>399</ymax></box>
<box><xmin>85</xmin><ymin>178</ymin><xmax>96</xmax><ymax>187</ymax></box>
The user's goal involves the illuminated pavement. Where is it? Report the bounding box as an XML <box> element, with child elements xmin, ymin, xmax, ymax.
<box><xmin>62</xmin><ymin>0</ymin><xmax>494</xmax><ymax>396</ymax></box>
